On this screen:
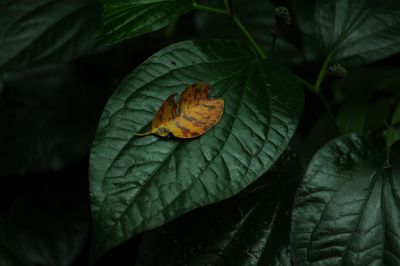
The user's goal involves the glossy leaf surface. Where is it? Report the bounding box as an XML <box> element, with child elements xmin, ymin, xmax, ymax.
<box><xmin>89</xmin><ymin>40</ymin><xmax>303</xmax><ymax>261</ymax></box>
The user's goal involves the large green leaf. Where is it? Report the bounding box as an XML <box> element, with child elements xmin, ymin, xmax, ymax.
<box><xmin>0</xmin><ymin>190</ymin><xmax>89</xmax><ymax>266</ymax></box>
<box><xmin>0</xmin><ymin>65</ymin><xmax>106</xmax><ymax>175</ymax></box>
<box><xmin>89</xmin><ymin>40</ymin><xmax>304</xmax><ymax>261</ymax></box>
<box><xmin>0</xmin><ymin>0</ymin><xmax>100</xmax><ymax>73</ymax></box>
<box><xmin>316</xmin><ymin>0</ymin><xmax>400</xmax><ymax>65</ymax></box>
<box><xmin>97</xmin><ymin>0</ymin><xmax>193</xmax><ymax>45</ymax></box>
<box><xmin>136</xmin><ymin>173</ymin><xmax>296</xmax><ymax>266</ymax></box>
<box><xmin>291</xmin><ymin>134</ymin><xmax>400</xmax><ymax>265</ymax></box>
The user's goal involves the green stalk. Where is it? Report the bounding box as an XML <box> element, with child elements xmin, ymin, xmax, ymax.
<box><xmin>232</xmin><ymin>16</ymin><xmax>266</xmax><ymax>59</ymax></box>
<box><xmin>192</xmin><ymin>0</ymin><xmax>267</xmax><ymax>60</ymax></box>
<box><xmin>192</xmin><ymin>2</ymin><xmax>229</xmax><ymax>16</ymax></box>
<box><xmin>314</xmin><ymin>51</ymin><xmax>334</xmax><ymax>93</ymax></box>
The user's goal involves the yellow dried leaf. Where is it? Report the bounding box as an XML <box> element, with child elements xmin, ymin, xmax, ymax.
<box><xmin>136</xmin><ymin>83</ymin><xmax>224</xmax><ymax>138</ymax></box>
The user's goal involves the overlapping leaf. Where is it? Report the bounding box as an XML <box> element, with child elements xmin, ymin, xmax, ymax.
<box><xmin>136</xmin><ymin>175</ymin><xmax>296</xmax><ymax>266</ymax></box>
<box><xmin>291</xmin><ymin>134</ymin><xmax>400</xmax><ymax>265</ymax></box>
<box><xmin>0</xmin><ymin>0</ymin><xmax>100</xmax><ymax>73</ymax></box>
<box><xmin>97</xmin><ymin>0</ymin><xmax>193</xmax><ymax>45</ymax></box>
<box><xmin>89</xmin><ymin>40</ymin><xmax>303</xmax><ymax>261</ymax></box>
<box><xmin>316</xmin><ymin>0</ymin><xmax>400</xmax><ymax>65</ymax></box>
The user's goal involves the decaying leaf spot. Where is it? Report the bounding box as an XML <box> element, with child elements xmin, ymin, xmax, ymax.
<box><xmin>136</xmin><ymin>83</ymin><xmax>224</xmax><ymax>138</ymax></box>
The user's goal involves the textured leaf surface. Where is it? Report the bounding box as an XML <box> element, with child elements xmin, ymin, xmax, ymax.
<box><xmin>0</xmin><ymin>0</ymin><xmax>100</xmax><ymax>73</ymax></box>
<box><xmin>97</xmin><ymin>0</ymin><xmax>192</xmax><ymax>45</ymax></box>
<box><xmin>0</xmin><ymin>65</ymin><xmax>105</xmax><ymax>175</ymax></box>
<box><xmin>316</xmin><ymin>0</ymin><xmax>400</xmax><ymax>65</ymax></box>
<box><xmin>138</xmin><ymin>83</ymin><xmax>224</xmax><ymax>138</ymax></box>
<box><xmin>136</xmin><ymin>175</ymin><xmax>296</xmax><ymax>266</ymax></box>
<box><xmin>89</xmin><ymin>40</ymin><xmax>304</xmax><ymax>261</ymax></box>
<box><xmin>291</xmin><ymin>134</ymin><xmax>400</xmax><ymax>265</ymax></box>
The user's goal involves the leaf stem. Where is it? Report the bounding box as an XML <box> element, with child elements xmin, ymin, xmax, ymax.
<box><xmin>135</xmin><ymin>132</ymin><xmax>153</xmax><ymax>137</ymax></box>
<box><xmin>232</xmin><ymin>16</ymin><xmax>267</xmax><ymax>59</ymax></box>
<box><xmin>192</xmin><ymin>0</ymin><xmax>267</xmax><ymax>60</ymax></box>
<box><xmin>314</xmin><ymin>51</ymin><xmax>334</xmax><ymax>93</ymax></box>
<box><xmin>298</xmin><ymin>77</ymin><xmax>316</xmax><ymax>93</ymax></box>
<box><xmin>192</xmin><ymin>1</ymin><xmax>229</xmax><ymax>16</ymax></box>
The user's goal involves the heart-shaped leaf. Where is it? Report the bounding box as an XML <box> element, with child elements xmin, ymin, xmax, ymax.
<box><xmin>0</xmin><ymin>0</ymin><xmax>100</xmax><ymax>73</ymax></box>
<box><xmin>291</xmin><ymin>134</ymin><xmax>400</xmax><ymax>265</ymax></box>
<box><xmin>97</xmin><ymin>0</ymin><xmax>193</xmax><ymax>45</ymax></box>
<box><xmin>89</xmin><ymin>40</ymin><xmax>304</xmax><ymax>261</ymax></box>
<box><xmin>316</xmin><ymin>0</ymin><xmax>400</xmax><ymax>65</ymax></box>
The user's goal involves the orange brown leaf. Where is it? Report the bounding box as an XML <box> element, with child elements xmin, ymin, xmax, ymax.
<box><xmin>136</xmin><ymin>83</ymin><xmax>224</xmax><ymax>138</ymax></box>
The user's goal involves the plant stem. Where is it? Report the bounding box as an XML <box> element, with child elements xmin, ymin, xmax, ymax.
<box><xmin>192</xmin><ymin>1</ymin><xmax>229</xmax><ymax>16</ymax></box>
<box><xmin>224</xmin><ymin>0</ymin><xmax>232</xmax><ymax>15</ymax></box>
<box><xmin>298</xmin><ymin>78</ymin><xmax>316</xmax><ymax>93</ymax></box>
<box><xmin>314</xmin><ymin>51</ymin><xmax>334</xmax><ymax>93</ymax></box>
<box><xmin>232</xmin><ymin>16</ymin><xmax>267</xmax><ymax>59</ymax></box>
<box><xmin>192</xmin><ymin>0</ymin><xmax>267</xmax><ymax>59</ymax></box>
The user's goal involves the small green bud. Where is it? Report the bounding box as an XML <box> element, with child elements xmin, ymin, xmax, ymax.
<box><xmin>273</xmin><ymin>6</ymin><xmax>291</xmax><ymax>27</ymax></box>
<box><xmin>328</xmin><ymin>64</ymin><xmax>348</xmax><ymax>79</ymax></box>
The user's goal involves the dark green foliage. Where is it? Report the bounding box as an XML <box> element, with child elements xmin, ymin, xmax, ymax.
<box><xmin>89</xmin><ymin>40</ymin><xmax>303</xmax><ymax>260</ymax></box>
<box><xmin>0</xmin><ymin>0</ymin><xmax>399</xmax><ymax>265</ymax></box>
<box><xmin>292</xmin><ymin>135</ymin><xmax>400</xmax><ymax>265</ymax></box>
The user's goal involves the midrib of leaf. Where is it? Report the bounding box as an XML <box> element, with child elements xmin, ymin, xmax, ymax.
<box><xmin>341</xmin><ymin>171</ymin><xmax>379</xmax><ymax>266</ymax></box>
<box><xmin>213</xmin><ymin>198</ymin><xmax>274</xmax><ymax>266</ymax></box>
<box><xmin>251</xmin><ymin>203</ymin><xmax>282</xmax><ymax>265</ymax></box>
<box><xmin>381</xmin><ymin>172</ymin><xmax>387</xmax><ymax>265</ymax></box>
<box><xmin>99</xmin><ymin>57</ymin><xmax>252</xmax><ymax>184</ymax></box>
<box><xmin>1</xmin><ymin>1</ymin><xmax>93</xmax><ymax>68</ymax></box>
<box><xmin>95</xmin><ymin>59</ymin><xmax>258</xmax><ymax>251</ymax></box>
<box><xmin>389</xmin><ymin>173</ymin><xmax>400</xmax><ymax>208</ymax></box>
<box><xmin>305</xmin><ymin>169</ymin><xmax>355</xmax><ymax>263</ymax></box>
<box><xmin>156</xmin><ymin>65</ymin><xmax>254</xmax><ymax>210</ymax></box>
